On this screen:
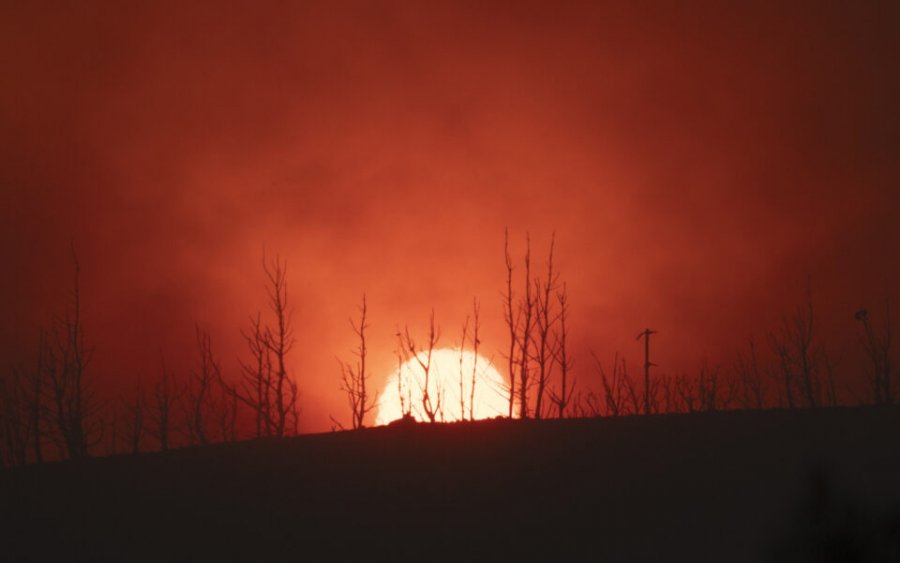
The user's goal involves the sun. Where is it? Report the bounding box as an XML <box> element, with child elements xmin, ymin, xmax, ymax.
<box><xmin>375</xmin><ymin>348</ymin><xmax>509</xmax><ymax>425</ymax></box>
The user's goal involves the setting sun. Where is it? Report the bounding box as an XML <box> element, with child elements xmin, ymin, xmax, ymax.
<box><xmin>375</xmin><ymin>348</ymin><xmax>509</xmax><ymax>425</ymax></box>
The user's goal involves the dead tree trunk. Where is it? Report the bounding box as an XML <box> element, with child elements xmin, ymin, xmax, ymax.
<box><xmin>339</xmin><ymin>295</ymin><xmax>374</xmax><ymax>429</ymax></box>
<box><xmin>533</xmin><ymin>233</ymin><xmax>558</xmax><ymax>419</ymax></box>
<box><xmin>770</xmin><ymin>286</ymin><xmax>823</xmax><ymax>409</ymax></box>
<box><xmin>0</xmin><ymin>368</ymin><xmax>31</xmax><ymax>466</ymax></box>
<box><xmin>262</xmin><ymin>255</ymin><xmax>296</xmax><ymax>437</ymax></box>
<box><xmin>856</xmin><ymin>298</ymin><xmax>893</xmax><ymax>405</ymax></box>
<box><xmin>30</xmin><ymin>332</ymin><xmax>48</xmax><ymax>463</ymax></box>
<box><xmin>47</xmin><ymin>251</ymin><xmax>99</xmax><ymax>459</ymax></box>
<box><xmin>503</xmin><ymin>229</ymin><xmax>518</xmax><ymax>418</ymax></box>
<box><xmin>550</xmin><ymin>284</ymin><xmax>574</xmax><ymax>418</ymax></box>
<box><xmin>153</xmin><ymin>355</ymin><xmax>177</xmax><ymax>452</ymax></box>
<box><xmin>458</xmin><ymin>315</ymin><xmax>470</xmax><ymax>421</ymax></box>
<box><xmin>469</xmin><ymin>299</ymin><xmax>481</xmax><ymax>421</ymax></box>
<box><xmin>238</xmin><ymin>314</ymin><xmax>273</xmax><ymax>437</ymax></box>
<box><xmin>188</xmin><ymin>327</ymin><xmax>218</xmax><ymax>446</ymax></box>
<box><xmin>124</xmin><ymin>379</ymin><xmax>145</xmax><ymax>454</ymax></box>
<box><xmin>394</xmin><ymin>342</ymin><xmax>411</xmax><ymax>418</ymax></box>
<box><xmin>518</xmin><ymin>235</ymin><xmax>534</xmax><ymax>419</ymax></box>
<box><xmin>402</xmin><ymin>310</ymin><xmax>441</xmax><ymax>423</ymax></box>
<box><xmin>735</xmin><ymin>337</ymin><xmax>766</xmax><ymax>410</ymax></box>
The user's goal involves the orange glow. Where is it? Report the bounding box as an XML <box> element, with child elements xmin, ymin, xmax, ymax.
<box><xmin>375</xmin><ymin>348</ymin><xmax>509</xmax><ymax>424</ymax></box>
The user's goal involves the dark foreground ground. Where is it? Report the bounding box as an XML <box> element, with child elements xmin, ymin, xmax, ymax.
<box><xmin>2</xmin><ymin>407</ymin><xmax>900</xmax><ymax>562</ymax></box>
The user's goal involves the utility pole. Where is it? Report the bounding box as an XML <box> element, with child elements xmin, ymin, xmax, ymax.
<box><xmin>636</xmin><ymin>328</ymin><xmax>657</xmax><ymax>415</ymax></box>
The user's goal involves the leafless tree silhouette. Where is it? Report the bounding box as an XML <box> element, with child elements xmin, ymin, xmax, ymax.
<box><xmin>0</xmin><ymin>367</ymin><xmax>32</xmax><ymax>466</ymax></box>
<box><xmin>458</xmin><ymin>314</ymin><xmax>470</xmax><ymax>421</ymax></box>
<box><xmin>187</xmin><ymin>327</ymin><xmax>219</xmax><ymax>446</ymax></box>
<box><xmin>533</xmin><ymin>233</ymin><xmax>559</xmax><ymax>419</ymax></box>
<box><xmin>0</xmin><ymin>333</ymin><xmax>49</xmax><ymax>465</ymax></box>
<box><xmin>674</xmin><ymin>373</ymin><xmax>698</xmax><ymax>413</ymax></box>
<box><xmin>855</xmin><ymin>297</ymin><xmax>893</xmax><ymax>405</ymax></box>
<box><xmin>593</xmin><ymin>352</ymin><xmax>639</xmax><ymax>416</ymax></box>
<box><xmin>235</xmin><ymin>254</ymin><xmax>299</xmax><ymax>437</ymax></box>
<box><xmin>30</xmin><ymin>332</ymin><xmax>47</xmax><ymax>463</ymax></box>
<box><xmin>469</xmin><ymin>299</ymin><xmax>481</xmax><ymax>421</ymax></box>
<box><xmin>517</xmin><ymin>235</ymin><xmax>535</xmax><ymax>419</ymax></box>
<box><xmin>400</xmin><ymin>310</ymin><xmax>442</xmax><ymax>423</ymax></box>
<box><xmin>735</xmin><ymin>337</ymin><xmax>767</xmax><ymax>409</ymax></box>
<box><xmin>393</xmin><ymin>339</ymin><xmax>412</xmax><ymax>418</ymax></box>
<box><xmin>152</xmin><ymin>355</ymin><xmax>178</xmax><ymax>452</ymax></box>
<box><xmin>770</xmin><ymin>285</ymin><xmax>828</xmax><ymax>409</ymax></box>
<box><xmin>502</xmin><ymin>232</ymin><xmax>544</xmax><ymax>419</ymax></box>
<box><xmin>262</xmin><ymin>255</ymin><xmax>297</xmax><ymax>437</ymax></box>
<box><xmin>698</xmin><ymin>362</ymin><xmax>736</xmax><ymax>412</ymax></box>
<box><xmin>570</xmin><ymin>389</ymin><xmax>602</xmax><ymax>417</ymax></box>
<box><xmin>659</xmin><ymin>376</ymin><xmax>676</xmax><ymax>413</ymax></box>
<box><xmin>46</xmin><ymin>251</ymin><xmax>102</xmax><ymax>459</ymax></box>
<box><xmin>217</xmin><ymin>375</ymin><xmax>238</xmax><ymax>442</ymax></box>
<box><xmin>105</xmin><ymin>403</ymin><xmax>119</xmax><ymax>456</ymax></box>
<box><xmin>503</xmin><ymin>229</ymin><xmax>519</xmax><ymax>418</ymax></box>
<box><xmin>238</xmin><ymin>313</ymin><xmax>272</xmax><ymax>437</ymax></box>
<box><xmin>337</xmin><ymin>295</ymin><xmax>375</xmax><ymax>429</ymax></box>
<box><xmin>549</xmin><ymin>283</ymin><xmax>575</xmax><ymax>418</ymax></box>
<box><xmin>123</xmin><ymin>378</ymin><xmax>145</xmax><ymax>454</ymax></box>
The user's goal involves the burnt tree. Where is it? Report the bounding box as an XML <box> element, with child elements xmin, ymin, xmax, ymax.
<box><xmin>46</xmin><ymin>252</ymin><xmax>101</xmax><ymax>459</ymax></box>
<box><xmin>855</xmin><ymin>298</ymin><xmax>893</xmax><ymax>405</ymax></box>
<box><xmin>401</xmin><ymin>310</ymin><xmax>442</xmax><ymax>423</ymax></box>
<box><xmin>338</xmin><ymin>294</ymin><xmax>375</xmax><ymax>429</ymax></box>
<box><xmin>533</xmin><ymin>233</ymin><xmax>559</xmax><ymax>419</ymax></box>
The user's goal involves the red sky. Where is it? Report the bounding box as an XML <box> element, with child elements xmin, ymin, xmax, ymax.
<box><xmin>2</xmin><ymin>1</ymin><xmax>898</xmax><ymax>430</ymax></box>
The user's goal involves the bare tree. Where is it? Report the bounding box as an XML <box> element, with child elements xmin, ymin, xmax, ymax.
<box><xmin>571</xmin><ymin>389</ymin><xmax>602</xmax><ymax>418</ymax></box>
<box><xmin>216</xmin><ymin>375</ymin><xmax>238</xmax><ymax>442</ymax></box>
<box><xmin>0</xmin><ymin>334</ymin><xmax>49</xmax><ymax>466</ymax></box>
<box><xmin>594</xmin><ymin>352</ymin><xmax>623</xmax><ymax>416</ymax></box>
<box><xmin>286</xmin><ymin>380</ymin><xmax>299</xmax><ymax>435</ymax></box>
<box><xmin>697</xmin><ymin>362</ymin><xmax>737</xmax><ymax>412</ymax></box>
<box><xmin>674</xmin><ymin>373</ymin><xmax>697</xmax><ymax>413</ymax></box>
<box><xmin>30</xmin><ymin>332</ymin><xmax>48</xmax><ymax>463</ymax></box>
<box><xmin>234</xmin><ymin>254</ymin><xmax>299</xmax><ymax>437</ymax></box>
<box><xmin>401</xmin><ymin>310</ymin><xmax>442</xmax><ymax>423</ymax></box>
<box><xmin>394</xmin><ymin>339</ymin><xmax>412</xmax><ymax>418</ymax></box>
<box><xmin>0</xmin><ymin>367</ymin><xmax>32</xmax><ymax>466</ymax></box>
<box><xmin>106</xmin><ymin>403</ymin><xmax>119</xmax><ymax>456</ymax></box>
<box><xmin>187</xmin><ymin>327</ymin><xmax>218</xmax><ymax>446</ymax></box>
<box><xmin>549</xmin><ymin>283</ymin><xmax>575</xmax><ymax>418</ymax></box>
<box><xmin>593</xmin><ymin>352</ymin><xmax>639</xmax><ymax>416</ymax></box>
<box><xmin>735</xmin><ymin>337</ymin><xmax>767</xmax><ymax>410</ymax></box>
<box><xmin>822</xmin><ymin>351</ymin><xmax>839</xmax><ymax>407</ymax></box>
<box><xmin>338</xmin><ymin>295</ymin><xmax>375</xmax><ymax>429</ymax></box>
<box><xmin>152</xmin><ymin>355</ymin><xmax>178</xmax><ymax>452</ymax></box>
<box><xmin>770</xmin><ymin>286</ymin><xmax>826</xmax><ymax>409</ymax></box>
<box><xmin>46</xmin><ymin>251</ymin><xmax>101</xmax><ymax>459</ymax></box>
<box><xmin>518</xmin><ymin>235</ymin><xmax>535</xmax><ymax>418</ymax></box>
<box><xmin>503</xmin><ymin>229</ymin><xmax>519</xmax><ymax>418</ymax></box>
<box><xmin>855</xmin><ymin>297</ymin><xmax>893</xmax><ymax>405</ymax></box>
<box><xmin>458</xmin><ymin>314</ymin><xmax>470</xmax><ymax>421</ymax></box>
<box><xmin>123</xmin><ymin>379</ymin><xmax>145</xmax><ymax>454</ymax></box>
<box><xmin>533</xmin><ymin>233</ymin><xmax>559</xmax><ymax>419</ymax></box>
<box><xmin>238</xmin><ymin>313</ymin><xmax>273</xmax><ymax>437</ymax></box>
<box><xmin>660</xmin><ymin>376</ymin><xmax>677</xmax><ymax>414</ymax></box>
<box><xmin>469</xmin><ymin>299</ymin><xmax>481</xmax><ymax>421</ymax></box>
<box><xmin>262</xmin><ymin>255</ymin><xmax>296</xmax><ymax>437</ymax></box>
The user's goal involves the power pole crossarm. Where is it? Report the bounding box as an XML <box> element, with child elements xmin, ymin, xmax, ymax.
<box><xmin>636</xmin><ymin>329</ymin><xmax>658</xmax><ymax>416</ymax></box>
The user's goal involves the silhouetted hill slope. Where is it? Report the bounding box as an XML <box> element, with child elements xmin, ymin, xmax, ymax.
<box><xmin>2</xmin><ymin>407</ymin><xmax>899</xmax><ymax>562</ymax></box>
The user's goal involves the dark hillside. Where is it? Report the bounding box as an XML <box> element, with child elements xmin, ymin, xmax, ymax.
<box><xmin>2</xmin><ymin>407</ymin><xmax>899</xmax><ymax>562</ymax></box>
